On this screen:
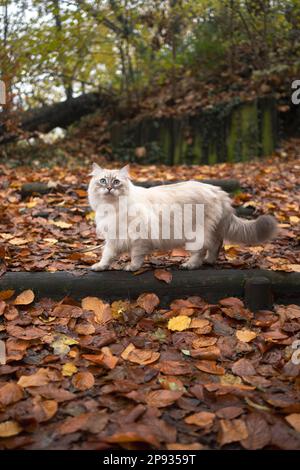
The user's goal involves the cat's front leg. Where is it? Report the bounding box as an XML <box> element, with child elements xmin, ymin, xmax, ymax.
<box><xmin>91</xmin><ymin>242</ymin><xmax>117</xmax><ymax>271</ymax></box>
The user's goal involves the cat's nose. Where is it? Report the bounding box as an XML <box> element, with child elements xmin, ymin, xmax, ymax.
<box><xmin>107</xmin><ymin>186</ymin><xmax>112</xmax><ymax>192</ymax></box>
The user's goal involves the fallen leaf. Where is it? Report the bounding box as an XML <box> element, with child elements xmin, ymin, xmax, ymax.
<box><xmin>241</xmin><ymin>413</ymin><xmax>271</xmax><ymax>449</ymax></box>
<box><xmin>136</xmin><ymin>293</ymin><xmax>160</xmax><ymax>314</ymax></box>
<box><xmin>62</xmin><ymin>362</ymin><xmax>78</xmax><ymax>377</ymax></box>
<box><xmin>167</xmin><ymin>443</ymin><xmax>204</xmax><ymax>450</ymax></box>
<box><xmin>17</xmin><ymin>368</ymin><xmax>51</xmax><ymax>387</ymax></box>
<box><xmin>196</xmin><ymin>360</ymin><xmax>225</xmax><ymax>375</ymax></box>
<box><xmin>285</xmin><ymin>413</ymin><xmax>300</xmax><ymax>433</ymax></box>
<box><xmin>127</xmin><ymin>349</ymin><xmax>160</xmax><ymax>365</ymax></box>
<box><xmin>154</xmin><ymin>269</ymin><xmax>172</xmax><ymax>284</ymax></box>
<box><xmin>218</xmin><ymin>419</ymin><xmax>248</xmax><ymax>446</ymax></box>
<box><xmin>0</xmin><ymin>383</ymin><xmax>23</xmax><ymax>406</ymax></box>
<box><xmin>13</xmin><ymin>289</ymin><xmax>35</xmax><ymax>305</ymax></box>
<box><xmin>146</xmin><ymin>390</ymin><xmax>183</xmax><ymax>408</ymax></box>
<box><xmin>0</xmin><ymin>290</ymin><xmax>15</xmax><ymax>301</ymax></box>
<box><xmin>168</xmin><ymin>315</ymin><xmax>191</xmax><ymax>331</ymax></box>
<box><xmin>72</xmin><ymin>371</ymin><xmax>95</xmax><ymax>390</ymax></box>
<box><xmin>232</xmin><ymin>358</ymin><xmax>256</xmax><ymax>376</ymax></box>
<box><xmin>81</xmin><ymin>297</ymin><xmax>112</xmax><ymax>324</ymax></box>
<box><xmin>185</xmin><ymin>411</ymin><xmax>215</xmax><ymax>427</ymax></box>
<box><xmin>236</xmin><ymin>329</ymin><xmax>257</xmax><ymax>343</ymax></box>
<box><xmin>0</xmin><ymin>420</ymin><xmax>22</xmax><ymax>437</ymax></box>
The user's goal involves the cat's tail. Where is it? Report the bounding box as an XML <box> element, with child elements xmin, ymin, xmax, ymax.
<box><xmin>225</xmin><ymin>214</ymin><xmax>277</xmax><ymax>245</ymax></box>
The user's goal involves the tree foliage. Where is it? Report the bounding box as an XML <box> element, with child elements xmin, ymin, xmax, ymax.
<box><xmin>0</xmin><ymin>0</ymin><xmax>300</xmax><ymax>110</ymax></box>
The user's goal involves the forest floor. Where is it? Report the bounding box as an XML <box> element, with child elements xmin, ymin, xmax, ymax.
<box><xmin>0</xmin><ymin>138</ymin><xmax>299</xmax><ymax>450</ymax></box>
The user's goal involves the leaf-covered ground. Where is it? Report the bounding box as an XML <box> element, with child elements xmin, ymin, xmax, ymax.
<box><xmin>0</xmin><ymin>290</ymin><xmax>300</xmax><ymax>450</ymax></box>
<box><xmin>0</xmin><ymin>138</ymin><xmax>299</xmax><ymax>274</ymax></box>
<box><xmin>0</xmin><ymin>139</ymin><xmax>299</xmax><ymax>450</ymax></box>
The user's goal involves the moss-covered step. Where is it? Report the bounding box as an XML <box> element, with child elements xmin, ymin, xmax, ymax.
<box><xmin>110</xmin><ymin>95</ymin><xmax>277</xmax><ymax>165</ymax></box>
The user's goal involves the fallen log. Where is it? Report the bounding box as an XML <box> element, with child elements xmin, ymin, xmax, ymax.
<box><xmin>20</xmin><ymin>179</ymin><xmax>241</xmax><ymax>198</ymax></box>
<box><xmin>0</xmin><ymin>269</ymin><xmax>299</xmax><ymax>309</ymax></box>
<box><xmin>0</xmin><ymin>92</ymin><xmax>114</xmax><ymax>143</ymax></box>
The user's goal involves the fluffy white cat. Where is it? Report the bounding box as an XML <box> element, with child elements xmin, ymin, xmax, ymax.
<box><xmin>88</xmin><ymin>164</ymin><xmax>277</xmax><ymax>271</ymax></box>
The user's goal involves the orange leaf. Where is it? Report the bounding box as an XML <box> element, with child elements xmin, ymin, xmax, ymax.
<box><xmin>13</xmin><ymin>289</ymin><xmax>35</xmax><ymax>305</ymax></box>
<box><xmin>154</xmin><ymin>269</ymin><xmax>172</xmax><ymax>284</ymax></box>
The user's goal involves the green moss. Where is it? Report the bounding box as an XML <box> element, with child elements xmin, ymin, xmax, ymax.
<box><xmin>261</xmin><ymin>108</ymin><xmax>274</xmax><ymax>156</ymax></box>
<box><xmin>226</xmin><ymin>107</ymin><xmax>240</xmax><ymax>162</ymax></box>
<box><xmin>192</xmin><ymin>134</ymin><xmax>202</xmax><ymax>163</ymax></box>
<box><xmin>241</xmin><ymin>102</ymin><xmax>259</xmax><ymax>162</ymax></box>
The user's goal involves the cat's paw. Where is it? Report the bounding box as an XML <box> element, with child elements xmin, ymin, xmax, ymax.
<box><xmin>124</xmin><ymin>264</ymin><xmax>141</xmax><ymax>272</ymax></box>
<box><xmin>91</xmin><ymin>262</ymin><xmax>108</xmax><ymax>271</ymax></box>
<box><xmin>180</xmin><ymin>261</ymin><xmax>202</xmax><ymax>270</ymax></box>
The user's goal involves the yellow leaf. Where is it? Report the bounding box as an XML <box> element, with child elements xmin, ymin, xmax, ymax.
<box><xmin>0</xmin><ymin>420</ymin><xmax>22</xmax><ymax>437</ymax></box>
<box><xmin>50</xmin><ymin>220</ymin><xmax>72</xmax><ymax>229</ymax></box>
<box><xmin>168</xmin><ymin>315</ymin><xmax>191</xmax><ymax>332</ymax></box>
<box><xmin>111</xmin><ymin>300</ymin><xmax>130</xmax><ymax>319</ymax></box>
<box><xmin>289</xmin><ymin>216</ymin><xmax>300</xmax><ymax>225</ymax></box>
<box><xmin>44</xmin><ymin>238</ymin><xmax>58</xmax><ymax>245</ymax></box>
<box><xmin>236</xmin><ymin>329</ymin><xmax>257</xmax><ymax>343</ymax></box>
<box><xmin>62</xmin><ymin>362</ymin><xmax>78</xmax><ymax>377</ymax></box>
<box><xmin>8</xmin><ymin>237</ymin><xmax>28</xmax><ymax>246</ymax></box>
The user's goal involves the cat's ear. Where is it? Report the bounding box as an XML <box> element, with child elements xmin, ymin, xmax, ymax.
<box><xmin>89</xmin><ymin>162</ymin><xmax>102</xmax><ymax>176</ymax></box>
<box><xmin>120</xmin><ymin>164</ymin><xmax>130</xmax><ymax>178</ymax></box>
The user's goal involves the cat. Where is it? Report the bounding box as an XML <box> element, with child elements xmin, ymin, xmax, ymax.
<box><xmin>88</xmin><ymin>163</ymin><xmax>277</xmax><ymax>271</ymax></box>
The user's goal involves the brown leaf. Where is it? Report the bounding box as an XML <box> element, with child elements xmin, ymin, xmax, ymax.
<box><xmin>192</xmin><ymin>336</ymin><xmax>217</xmax><ymax>349</ymax></box>
<box><xmin>0</xmin><ymin>300</ymin><xmax>5</xmax><ymax>316</ymax></box>
<box><xmin>146</xmin><ymin>390</ymin><xmax>183</xmax><ymax>407</ymax></box>
<box><xmin>156</xmin><ymin>360</ymin><xmax>192</xmax><ymax>375</ymax></box>
<box><xmin>285</xmin><ymin>413</ymin><xmax>300</xmax><ymax>433</ymax></box>
<box><xmin>167</xmin><ymin>442</ymin><xmax>204</xmax><ymax>450</ymax></box>
<box><xmin>241</xmin><ymin>413</ymin><xmax>271</xmax><ymax>449</ymax></box>
<box><xmin>52</xmin><ymin>304</ymin><xmax>83</xmax><ymax>318</ymax></box>
<box><xmin>0</xmin><ymin>289</ymin><xmax>15</xmax><ymax>301</ymax></box>
<box><xmin>0</xmin><ymin>383</ymin><xmax>23</xmax><ymax>407</ymax></box>
<box><xmin>105</xmin><ymin>427</ymin><xmax>159</xmax><ymax>448</ymax></box>
<box><xmin>72</xmin><ymin>371</ymin><xmax>95</xmax><ymax>391</ymax></box>
<box><xmin>136</xmin><ymin>293</ymin><xmax>159</xmax><ymax>314</ymax></box>
<box><xmin>185</xmin><ymin>411</ymin><xmax>215</xmax><ymax>427</ymax></box>
<box><xmin>154</xmin><ymin>269</ymin><xmax>172</xmax><ymax>284</ymax></box>
<box><xmin>17</xmin><ymin>368</ymin><xmax>51</xmax><ymax>387</ymax></box>
<box><xmin>127</xmin><ymin>348</ymin><xmax>160</xmax><ymax>365</ymax></box>
<box><xmin>82</xmin><ymin>296</ymin><xmax>112</xmax><ymax>324</ymax></box>
<box><xmin>191</xmin><ymin>345</ymin><xmax>220</xmax><ymax>360</ymax></box>
<box><xmin>218</xmin><ymin>419</ymin><xmax>248</xmax><ymax>446</ymax></box>
<box><xmin>216</xmin><ymin>406</ymin><xmax>244</xmax><ymax>420</ymax></box>
<box><xmin>232</xmin><ymin>358</ymin><xmax>256</xmax><ymax>376</ymax></box>
<box><xmin>33</xmin><ymin>398</ymin><xmax>58</xmax><ymax>422</ymax></box>
<box><xmin>196</xmin><ymin>360</ymin><xmax>225</xmax><ymax>375</ymax></box>
<box><xmin>6</xmin><ymin>325</ymin><xmax>46</xmax><ymax>341</ymax></box>
<box><xmin>58</xmin><ymin>411</ymin><xmax>108</xmax><ymax>435</ymax></box>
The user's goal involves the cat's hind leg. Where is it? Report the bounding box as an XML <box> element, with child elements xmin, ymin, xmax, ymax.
<box><xmin>181</xmin><ymin>248</ymin><xmax>206</xmax><ymax>270</ymax></box>
<box><xmin>204</xmin><ymin>237</ymin><xmax>222</xmax><ymax>265</ymax></box>
<box><xmin>124</xmin><ymin>241</ymin><xmax>148</xmax><ymax>271</ymax></box>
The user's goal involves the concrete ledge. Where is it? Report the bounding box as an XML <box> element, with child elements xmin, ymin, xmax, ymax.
<box><xmin>0</xmin><ymin>269</ymin><xmax>299</xmax><ymax>308</ymax></box>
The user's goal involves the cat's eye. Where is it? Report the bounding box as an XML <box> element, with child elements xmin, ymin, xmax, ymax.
<box><xmin>113</xmin><ymin>179</ymin><xmax>120</xmax><ymax>185</ymax></box>
<box><xmin>99</xmin><ymin>178</ymin><xmax>106</xmax><ymax>184</ymax></box>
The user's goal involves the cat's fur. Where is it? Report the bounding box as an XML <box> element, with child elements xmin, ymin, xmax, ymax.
<box><xmin>88</xmin><ymin>164</ymin><xmax>277</xmax><ymax>271</ymax></box>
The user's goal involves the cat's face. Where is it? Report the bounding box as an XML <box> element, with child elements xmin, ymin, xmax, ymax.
<box><xmin>90</xmin><ymin>164</ymin><xmax>130</xmax><ymax>198</ymax></box>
